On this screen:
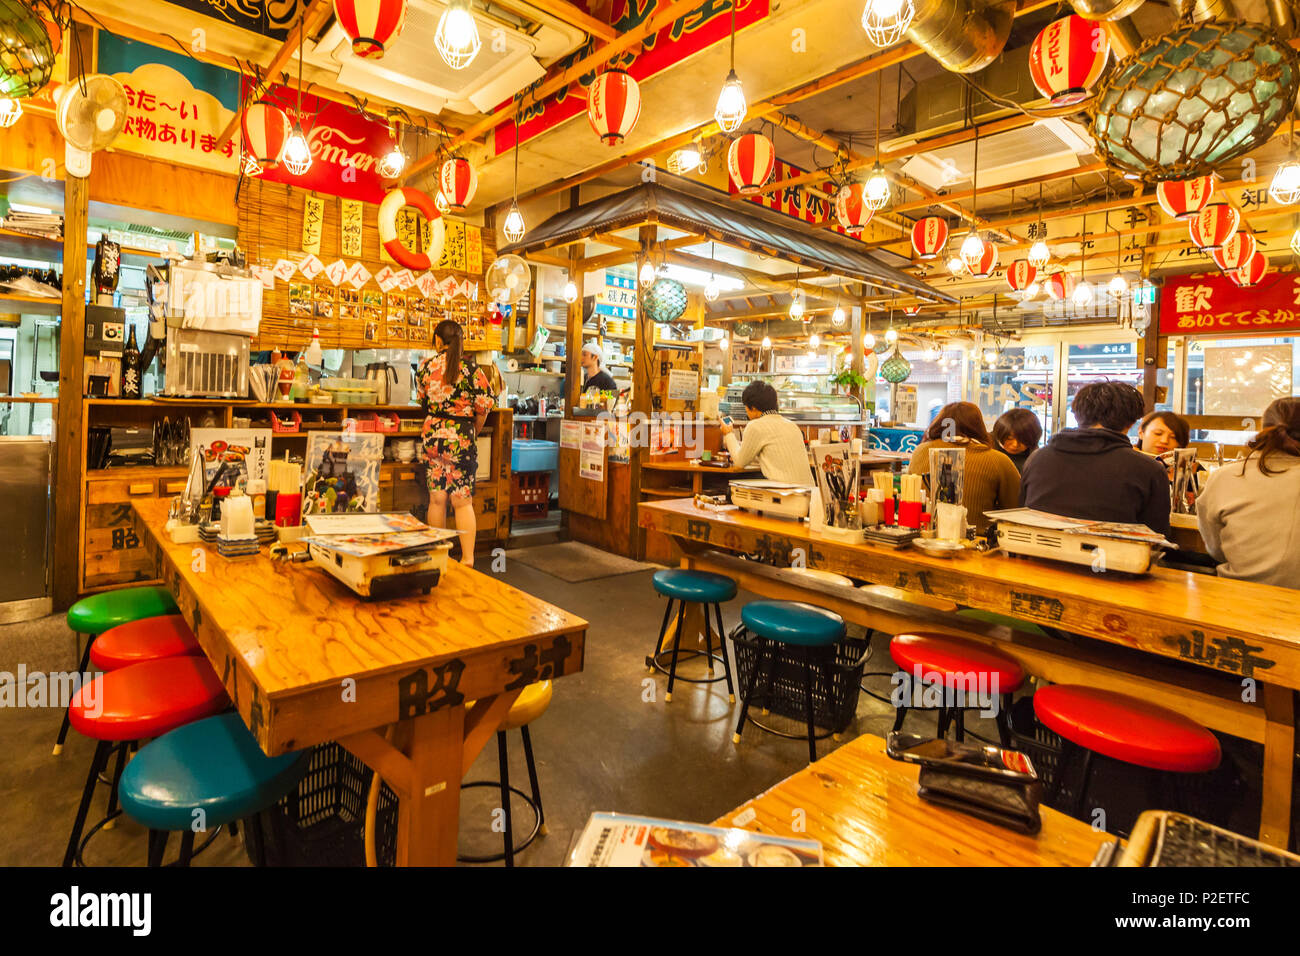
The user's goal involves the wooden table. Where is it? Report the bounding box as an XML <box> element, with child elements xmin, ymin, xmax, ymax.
<box><xmin>132</xmin><ymin>499</ymin><xmax>587</xmax><ymax>866</ymax></box>
<box><xmin>641</xmin><ymin>497</ymin><xmax>1299</xmax><ymax>848</ymax></box>
<box><xmin>713</xmin><ymin>734</ymin><xmax>1113</xmax><ymax>866</ymax></box>
<box><xmin>640</xmin><ymin>459</ymin><xmax>760</xmax><ymax>494</ymax></box>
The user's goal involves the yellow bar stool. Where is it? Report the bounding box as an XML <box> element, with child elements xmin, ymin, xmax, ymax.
<box><xmin>458</xmin><ymin>680</ymin><xmax>552</xmax><ymax>867</ymax></box>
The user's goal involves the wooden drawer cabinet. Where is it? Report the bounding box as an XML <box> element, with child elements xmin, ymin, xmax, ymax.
<box><xmin>86</xmin><ymin>478</ymin><xmax>159</xmax><ymax>505</ymax></box>
<box><xmin>83</xmin><ymin>477</ymin><xmax>161</xmax><ymax>591</ymax></box>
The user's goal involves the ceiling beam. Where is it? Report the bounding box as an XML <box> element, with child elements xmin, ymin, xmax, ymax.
<box><xmin>492</xmin><ymin>0</ymin><xmax>620</xmax><ymax>42</ymax></box>
<box><xmin>214</xmin><ymin>0</ymin><xmax>337</xmax><ymax>148</ymax></box>
<box><xmin>663</xmin><ymin>249</ymin><xmax>841</xmax><ymax>302</ymax></box>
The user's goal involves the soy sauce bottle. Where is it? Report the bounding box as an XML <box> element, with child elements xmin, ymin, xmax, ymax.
<box><xmin>120</xmin><ymin>325</ymin><xmax>142</xmax><ymax>399</ymax></box>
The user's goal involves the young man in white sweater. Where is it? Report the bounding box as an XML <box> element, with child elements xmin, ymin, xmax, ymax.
<box><xmin>720</xmin><ymin>380</ymin><xmax>814</xmax><ymax>486</ymax></box>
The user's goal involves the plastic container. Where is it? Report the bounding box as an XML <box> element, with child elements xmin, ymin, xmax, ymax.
<box><xmin>730</xmin><ymin>625</ymin><xmax>870</xmax><ymax>734</ymax></box>
<box><xmin>511</xmin><ymin>438</ymin><xmax>559</xmax><ymax>473</ymax></box>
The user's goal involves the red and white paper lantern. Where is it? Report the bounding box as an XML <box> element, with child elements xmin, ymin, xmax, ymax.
<box><xmin>835</xmin><ymin>183</ymin><xmax>873</xmax><ymax>232</ymax></box>
<box><xmin>727</xmin><ymin>133</ymin><xmax>775</xmax><ymax>196</ymax></box>
<box><xmin>1212</xmin><ymin>231</ymin><xmax>1256</xmax><ymax>273</ymax></box>
<box><xmin>1044</xmin><ymin>270</ymin><xmax>1075</xmax><ymax>301</ymax></box>
<box><xmin>1232</xmin><ymin>250</ymin><xmax>1269</xmax><ymax>287</ymax></box>
<box><xmin>333</xmin><ymin>0</ymin><xmax>408</xmax><ymax>58</ymax></box>
<box><xmin>1005</xmin><ymin>259</ymin><xmax>1038</xmax><ymax>292</ymax></box>
<box><xmin>1028</xmin><ymin>15</ymin><xmax>1110</xmax><ymax>107</ymax></box>
<box><xmin>911</xmin><ymin>216</ymin><xmax>948</xmax><ymax>259</ymax></box>
<box><xmin>966</xmin><ymin>239</ymin><xmax>999</xmax><ymax>279</ymax></box>
<box><xmin>1188</xmin><ymin>202</ymin><xmax>1240</xmax><ymax>250</ymax></box>
<box><xmin>438</xmin><ymin>157</ymin><xmax>477</xmax><ymax>213</ymax></box>
<box><xmin>1156</xmin><ymin>175</ymin><xmax>1215</xmax><ymax>219</ymax></box>
<box><xmin>587</xmin><ymin>70</ymin><xmax>641</xmax><ymax>146</ymax></box>
<box><xmin>241</xmin><ymin>100</ymin><xmax>290</xmax><ymax>169</ymax></box>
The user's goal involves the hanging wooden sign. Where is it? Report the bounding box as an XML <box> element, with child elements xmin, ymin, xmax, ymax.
<box><xmin>340</xmin><ymin>199</ymin><xmax>364</xmax><ymax>258</ymax></box>
<box><xmin>302</xmin><ymin>195</ymin><xmax>325</xmax><ymax>255</ymax></box>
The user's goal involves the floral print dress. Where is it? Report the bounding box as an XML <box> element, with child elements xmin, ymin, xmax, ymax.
<box><xmin>416</xmin><ymin>351</ymin><xmax>495</xmax><ymax>498</ymax></box>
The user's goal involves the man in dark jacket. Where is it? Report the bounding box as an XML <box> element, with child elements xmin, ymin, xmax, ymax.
<box><xmin>1020</xmin><ymin>381</ymin><xmax>1171</xmax><ymax>535</ymax></box>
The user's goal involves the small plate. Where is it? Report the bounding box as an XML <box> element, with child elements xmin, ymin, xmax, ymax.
<box><xmin>912</xmin><ymin>538</ymin><xmax>966</xmax><ymax>557</ymax></box>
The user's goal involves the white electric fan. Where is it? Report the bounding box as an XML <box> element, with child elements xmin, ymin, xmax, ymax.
<box><xmin>485</xmin><ymin>254</ymin><xmax>532</xmax><ymax>306</ymax></box>
<box><xmin>56</xmin><ymin>74</ymin><xmax>128</xmax><ymax>178</ymax></box>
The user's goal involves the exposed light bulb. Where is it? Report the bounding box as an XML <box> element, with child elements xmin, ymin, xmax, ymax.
<box><xmin>0</xmin><ymin>97</ymin><xmax>23</xmax><ymax>128</ymax></box>
<box><xmin>863</xmin><ymin>163</ymin><xmax>891</xmax><ymax>210</ymax></box>
<box><xmin>435</xmin><ymin>191</ymin><xmax>450</xmax><ymax>215</ymax></box>
<box><xmin>1072</xmin><ymin>279</ymin><xmax>1094</xmax><ymax>308</ymax></box>
<box><xmin>788</xmin><ymin>296</ymin><xmax>804</xmax><ymax>321</ymax></box>
<box><xmin>668</xmin><ymin>145</ymin><xmax>702</xmax><ymax>175</ymax></box>
<box><xmin>281</xmin><ymin>125</ymin><xmax>313</xmax><ymax>175</ymax></box>
<box><xmin>435</xmin><ymin>0</ymin><xmax>482</xmax><ymax>71</ymax></box>
<box><xmin>861</xmin><ymin>0</ymin><xmax>915</xmax><ymax>48</ymax></box>
<box><xmin>242</xmin><ymin>153</ymin><xmax>262</xmax><ymax>177</ymax></box>
<box><xmin>831</xmin><ymin>306</ymin><xmax>846</xmax><ymax>327</ymax></box>
<box><xmin>1028</xmin><ymin>239</ymin><xmax>1051</xmax><ymax>269</ymax></box>
<box><xmin>639</xmin><ymin>260</ymin><xmax>656</xmax><ymax>286</ymax></box>
<box><xmin>717</xmin><ymin>336</ymin><xmax>728</xmax><ymax>350</ymax></box>
<box><xmin>922</xmin><ymin>345</ymin><xmax>938</xmax><ymax>361</ymax></box>
<box><xmin>946</xmin><ymin>255</ymin><xmax>964</xmax><ymax>275</ymax></box>
<box><xmin>704</xmin><ymin>276</ymin><xmax>721</xmax><ymax>301</ymax></box>
<box><xmin>714</xmin><ymin>69</ymin><xmax>747</xmax><ymax>134</ymax></box>
<box><xmin>1270</xmin><ymin>159</ymin><xmax>1300</xmax><ymax>206</ymax></box>
<box><xmin>377</xmin><ymin>143</ymin><xmax>406</xmax><ymax>179</ymax></box>
<box><xmin>885</xmin><ymin>327</ymin><xmax>898</xmax><ymax>344</ymax></box>
<box><xmin>563</xmin><ymin>280</ymin><xmax>578</xmax><ymax>304</ymax></box>
<box><xmin>983</xmin><ymin>349</ymin><xmax>997</xmax><ymax>364</ymax></box>
<box><xmin>863</xmin><ymin>332</ymin><xmax>876</xmax><ymax>350</ymax></box>
<box><xmin>1107</xmin><ymin>273</ymin><xmax>1129</xmax><ymax>298</ymax></box>
<box><xmin>1025</xmin><ymin>281</ymin><xmax>1040</xmax><ymax>298</ymax></box>
<box><xmin>503</xmin><ymin>202</ymin><xmax>526</xmax><ymax>243</ymax></box>
<box><xmin>960</xmin><ymin>230</ymin><xmax>984</xmax><ymax>267</ymax></box>
<box><xmin>761</xmin><ymin>335</ymin><xmax>772</xmax><ymax>349</ymax></box>
<box><xmin>1290</xmin><ymin>227</ymin><xmax>1300</xmax><ymax>257</ymax></box>
<box><xmin>810</xmin><ymin>332</ymin><xmax>820</xmax><ymax>348</ymax></box>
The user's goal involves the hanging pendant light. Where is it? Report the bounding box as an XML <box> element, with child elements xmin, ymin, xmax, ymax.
<box><xmin>704</xmin><ymin>241</ymin><xmax>721</xmax><ymax>301</ymax></box>
<box><xmin>946</xmin><ymin>254</ymin><xmax>964</xmax><ymax>275</ymax></box>
<box><xmin>810</xmin><ymin>332</ymin><xmax>821</xmax><ymax>348</ymax></box>
<box><xmin>377</xmin><ymin>111</ymin><xmax>406</xmax><ymax>179</ymax></box>
<box><xmin>1106</xmin><ymin>224</ymin><xmax>1128</xmax><ymax>297</ymax></box>
<box><xmin>761</xmin><ymin>335</ymin><xmax>772</xmax><ymax>349</ymax></box>
<box><xmin>1290</xmin><ymin>222</ymin><xmax>1300</xmax><ymax>257</ymax></box>
<box><xmin>435</xmin><ymin>0</ymin><xmax>481</xmax><ymax>70</ymax></box>
<box><xmin>639</xmin><ymin>259</ymin><xmax>656</xmax><ymax>287</ymax></box>
<box><xmin>714</xmin><ymin>1</ymin><xmax>746</xmax><ymax>133</ymax></box>
<box><xmin>1270</xmin><ymin>116</ymin><xmax>1300</xmax><ymax>206</ymax></box>
<box><xmin>861</xmin><ymin>0</ymin><xmax>915</xmax><ymax>48</ymax></box>
<box><xmin>1028</xmin><ymin>184</ymin><xmax>1050</xmax><ymax>268</ymax></box>
<box><xmin>435</xmin><ymin>191</ymin><xmax>450</xmax><ymax>215</ymax></box>
<box><xmin>242</xmin><ymin>151</ymin><xmax>263</xmax><ymax>177</ymax></box>
<box><xmin>281</xmin><ymin>21</ymin><xmax>313</xmax><ymax>176</ymax></box>
<box><xmin>502</xmin><ymin>111</ymin><xmax>525</xmax><ymax>243</ymax></box>
<box><xmin>0</xmin><ymin>97</ymin><xmax>22</xmax><ymax>128</ymax></box>
<box><xmin>832</xmin><ymin>303</ymin><xmax>846</xmax><ymax>327</ymax></box>
<box><xmin>863</xmin><ymin>71</ymin><xmax>891</xmax><ymax>210</ymax></box>
<box><xmin>562</xmin><ymin>270</ymin><xmax>578</xmax><ymax>304</ymax></box>
<box><xmin>960</xmin><ymin>125</ymin><xmax>984</xmax><ymax>273</ymax></box>
<box><xmin>1071</xmin><ymin>209</ymin><xmax>1092</xmax><ymax>307</ymax></box>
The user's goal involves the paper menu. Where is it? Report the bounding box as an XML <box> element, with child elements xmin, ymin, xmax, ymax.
<box><xmin>566</xmin><ymin>812</ymin><xmax>823</xmax><ymax>867</ymax></box>
<box><xmin>303</xmin><ymin>513</ymin><xmax>430</xmax><ymax>535</ymax></box>
<box><xmin>983</xmin><ymin>508</ymin><xmax>1175</xmax><ymax>547</ymax></box>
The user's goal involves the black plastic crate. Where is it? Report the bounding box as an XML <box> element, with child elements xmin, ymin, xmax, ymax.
<box><xmin>243</xmin><ymin>742</ymin><xmax>398</xmax><ymax>867</ymax></box>
<box><xmin>1007</xmin><ymin>694</ymin><xmax>1074</xmax><ymax>808</ymax></box>
<box><xmin>730</xmin><ymin>625</ymin><xmax>870</xmax><ymax>734</ymax></box>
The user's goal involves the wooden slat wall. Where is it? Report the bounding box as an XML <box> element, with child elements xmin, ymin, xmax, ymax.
<box><xmin>237</xmin><ymin>179</ymin><xmax>497</xmax><ymax>352</ymax></box>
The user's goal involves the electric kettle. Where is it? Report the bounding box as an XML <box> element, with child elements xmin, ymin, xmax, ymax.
<box><xmin>364</xmin><ymin>362</ymin><xmax>398</xmax><ymax>405</ymax></box>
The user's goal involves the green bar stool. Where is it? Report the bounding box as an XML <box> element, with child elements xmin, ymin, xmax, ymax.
<box><xmin>647</xmin><ymin>569</ymin><xmax>737</xmax><ymax>704</ymax></box>
<box><xmin>55</xmin><ymin>585</ymin><xmax>179</xmax><ymax>756</ymax></box>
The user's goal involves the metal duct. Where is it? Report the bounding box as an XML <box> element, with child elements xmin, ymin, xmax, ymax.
<box><xmin>904</xmin><ymin>0</ymin><xmax>1017</xmax><ymax>74</ymax></box>
<box><xmin>1270</xmin><ymin>0</ymin><xmax>1295</xmax><ymax>37</ymax></box>
<box><xmin>1069</xmin><ymin>0</ymin><xmax>1144</xmax><ymax>17</ymax></box>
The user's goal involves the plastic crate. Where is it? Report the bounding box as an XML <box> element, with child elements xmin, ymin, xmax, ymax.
<box><xmin>511</xmin><ymin>439</ymin><xmax>558</xmax><ymax>473</ymax></box>
<box><xmin>242</xmin><ymin>742</ymin><xmax>398</xmax><ymax>867</ymax></box>
<box><xmin>730</xmin><ymin>625</ymin><xmax>870</xmax><ymax>734</ymax></box>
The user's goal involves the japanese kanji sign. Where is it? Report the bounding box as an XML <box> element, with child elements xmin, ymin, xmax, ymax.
<box><xmin>340</xmin><ymin>199</ymin><xmax>364</xmax><ymax>258</ymax></box>
<box><xmin>301</xmin><ymin>195</ymin><xmax>325</xmax><ymax>255</ymax></box>
<box><xmin>1159</xmin><ymin>271</ymin><xmax>1300</xmax><ymax>336</ymax></box>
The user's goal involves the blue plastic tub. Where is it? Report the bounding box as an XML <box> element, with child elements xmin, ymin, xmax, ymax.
<box><xmin>511</xmin><ymin>439</ymin><xmax>559</xmax><ymax>473</ymax></box>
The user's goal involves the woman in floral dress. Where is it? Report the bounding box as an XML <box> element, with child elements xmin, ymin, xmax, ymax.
<box><xmin>416</xmin><ymin>319</ymin><xmax>496</xmax><ymax>567</ymax></box>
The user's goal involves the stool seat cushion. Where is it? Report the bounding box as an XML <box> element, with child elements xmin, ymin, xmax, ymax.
<box><xmin>503</xmin><ymin>680</ymin><xmax>552</xmax><ymax>731</ymax></box>
<box><xmin>68</xmin><ymin>657</ymin><xmax>229</xmax><ymax>743</ymax></box>
<box><xmin>89</xmin><ymin>615</ymin><xmax>201</xmax><ymax>671</ymax></box>
<box><xmin>741</xmin><ymin>600</ymin><xmax>845</xmax><ymax>647</ymax></box>
<box><xmin>652</xmin><ymin>569</ymin><xmax>737</xmax><ymax>604</ymax></box>
<box><xmin>788</xmin><ymin>567</ymin><xmax>855</xmax><ymax>588</ymax></box>
<box><xmin>1033</xmin><ymin>684</ymin><xmax>1221</xmax><ymax>773</ymax></box>
<box><xmin>956</xmin><ymin>607</ymin><xmax>1050</xmax><ymax>637</ymax></box>
<box><xmin>119</xmin><ymin>713</ymin><xmax>309</xmax><ymax>831</ymax></box>
<box><xmin>890</xmin><ymin>632</ymin><xmax>1026</xmax><ymax>692</ymax></box>
<box><xmin>67</xmin><ymin>586</ymin><xmax>178</xmax><ymax>636</ymax></box>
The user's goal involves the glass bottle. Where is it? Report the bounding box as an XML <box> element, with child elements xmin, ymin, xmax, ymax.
<box><xmin>120</xmin><ymin>324</ymin><xmax>142</xmax><ymax>399</ymax></box>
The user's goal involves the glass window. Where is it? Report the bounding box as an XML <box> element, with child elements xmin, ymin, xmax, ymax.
<box><xmin>875</xmin><ymin>348</ymin><xmax>961</xmax><ymax>428</ymax></box>
<box><xmin>974</xmin><ymin>344</ymin><xmax>1056</xmax><ymax>438</ymax></box>
<box><xmin>1183</xmin><ymin>336</ymin><xmax>1298</xmax><ymax>416</ymax></box>
<box><xmin>1064</xmin><ymin>341</ymin><xmax>1143</xmax><ymax>431</ymax></box>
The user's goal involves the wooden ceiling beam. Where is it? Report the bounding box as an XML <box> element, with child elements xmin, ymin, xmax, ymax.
<box><xmin>663</xmin><ymin>249</ymin><xmax>840</xmax><ymax>302</ymax></box>
<box><xmin>492</xmin><ymin>0</ymin><xmax>619</xmax><ymax>42</ymax></box>
<box><xmin>590</xmin><ymin>231</ymin><xmax>641</xmax><ymax>252</ymax></box>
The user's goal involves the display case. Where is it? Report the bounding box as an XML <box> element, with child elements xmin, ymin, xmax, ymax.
<box><xmin>722</xmin><ymin>376</ymin><xmax>863</xmax><ymax>422</ymax></box>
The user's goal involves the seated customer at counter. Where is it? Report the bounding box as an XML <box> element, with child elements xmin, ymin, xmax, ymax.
<box><xmin>1020</xmin><ymin>382</ymin><xmax>1170</xmax><ymax>535</ymax></box>
<box><xmin>1197</xmin><ymin>397</ymin><xmax>1300</xmax><ymax>589</ymax></box>
<box><xmin>906</xmin><ymin>401</ymin><xmax>1020</xmax><ymax>532</ymax></box>
<box><xmin>992</xmin><ymin>408</ymin><xmax>1043</xmax><ymax>474</ymax></box>
<box><xmin>720</xmin><ymin>380</ymin><xmax>815</xmax><ymax>485</ymax></box>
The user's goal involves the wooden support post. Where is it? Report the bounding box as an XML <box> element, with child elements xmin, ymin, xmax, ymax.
<box><xmin>1140</xmin><ymin>311</ymin><xmax>1162</xmax><ymax>413</ymax></box>
<box><xmin>628</xmin><ymin>224</ymin><xmax>657</xmax><ymax>560</ymax></box>
<box><xmin>52</xmin><ymin>174</ymin><xmax>89</xmax><ymax>609</ymax></box>
<box><xmin>1258</xmin><ymin>683</ymin><xmax>1295</xmax><ymax>849</ymax></box>
<box><xmin>851</xmin><ymin>301</ymin><xmax>865</xmax><ymax>408</ymax></box>
<box><xmin>565</xmin><ymin>247</ymin><xmax>584</xmax><ymax>412</ymax></box>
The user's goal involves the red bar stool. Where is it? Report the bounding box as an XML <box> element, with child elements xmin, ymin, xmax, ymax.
<box><xmin>62</xmin><ymin>657</ymin><xmax>229</xmax><ymax>867</ymax></box>
<box><xmin>89</xmin><ymin>615</ymin><xmax>202</xmax><ymax>672</ymax></box>
<box><xmin>1032</xmin><ymin>684</ymin><xmax>1221</xmax><ymax>827</ymax></box>
<box><xmin>889</xmin><ymin>632</ymin><xmax>1026</xmax><ymax>745</ymax></box>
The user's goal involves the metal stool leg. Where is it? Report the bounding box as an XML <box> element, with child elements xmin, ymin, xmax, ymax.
<box><xmin>954</xmin><ymin>707</ymin><xmax>966</xmax><ymax>742</ymax></box>
<box><xmin>732</xmin><ymin>638</ymin><xmax>765</xmax><ymax>744</ymax></box>
<box><xmin>664</xmin><ymin>601</ymin><xmax>686</xmax><ymax>703</ymax></box>
<box><xmin>995</xmin><ymin>694</ymin><xmax>1013</xmax><ymax>747</ymax></box>
<box><xmin>102</xmin><ymin>742</ymin><xmax>129</xmax><ymax>829</ymax></box>
<box><xmin>63</xmin><ymin>740</ymin><xmax>111</xmax><ymax>867</ymax></box>
<box><xmin>53</xmin><ymin>635</ymin><xmax>93</xmax><ymax>756</ymax></box>
<box><xmin>146</xmin><ymin>830</ymin><xmax>168</xmax><ymax>867</ymax></box>
<box><xmin>497</xmin><ymin>731</ymin><xmax>514</xmax><ymax>867</ymax></box>
<box><xmin>936</xmin><ymin>702</ymin><xmax>953</xmax><ymax>739</ymax></box>
<box><xmin>702</xmin><ymin>604</ymin><xmax>715</xmax><ymax>678</ymax></box>
<box><xmin>757</xmin><ymin>638</ymin><xmax>779</xmax><ymax>716</ymax></box>
<box><xmin>521</xmin><ymin>725</ymin><xmax>546</xmax><ymax>837</ymax></box>
<box><xmin>801</xmin><ymin>647</ymin><xmax>817</xmax><ymax>764</ymax></box>
<box><xmin>647</xmin><ymin>598</ymin><xmax>675</xmax><ymax>671</ymax></box>
<box><xmin>1071</xmin><ymin>747</ymin><xmax>1095</xmax><ymax>819</ymax></box>
<box><xmin>177</xmin><ymin>830</ymin><xmax>196</xmax><ymax>867</ymax></box>
<box><xmin>713</xmin><ymin>604</ymin><xmax>735</xmax><ymax>702</ymax></box>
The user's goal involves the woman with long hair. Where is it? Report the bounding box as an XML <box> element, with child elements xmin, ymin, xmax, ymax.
<box><xmin>906</xmin><ymin>401</ymin><xmax>1020</xmax><ymax>532</ymax></box>
<box><xmin>416</xmin><ymin>320</ymin><xmax>496</xmax><ymax>567</ymax></box>
<box><xmin>1197</xmin><ymin>397</ymin><xmax>1300</xmax><ymax>588</ymax></box>
<box><xmin>991</xmin><ymin>407</ymin><xmax>1043</xmax><ymax>474</ymax></box>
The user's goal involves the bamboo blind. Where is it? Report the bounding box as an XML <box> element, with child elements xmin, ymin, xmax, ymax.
<box><xmin>237</xmin><ymin>178</ymin><xmax>498</xmax><ymax>351</ymax></box>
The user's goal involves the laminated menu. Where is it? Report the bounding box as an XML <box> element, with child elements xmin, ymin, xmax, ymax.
<box><xmin>567</xmin><ymin>812</ymin><xmax>822</xmax><ymax>867</ymax></box>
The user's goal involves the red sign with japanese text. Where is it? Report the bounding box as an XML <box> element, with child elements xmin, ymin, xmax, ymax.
<box><xmin>494</xmin><ymin>0</ymin><xmax>770</xmax><ymax>155</ymax></box>
<box><xmin>249</xmin><ymin>82</ymin><xmax>398</xmax><ymax>203</ymax></box>
<box><xmin>1159</xmin><ymin>271</ymin><xmax>1300</xmax><ymax>336</ymax></box>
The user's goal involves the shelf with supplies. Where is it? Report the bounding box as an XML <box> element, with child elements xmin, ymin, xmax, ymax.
<box><xmin>0</xmin><ymin>228</ymin><xmax>168</xmax><ymax>267</ymax></box>
<box><xmin>0</xmin><ymin>292</ymin><xmax>62</xmax><ymax>313</ymax></box>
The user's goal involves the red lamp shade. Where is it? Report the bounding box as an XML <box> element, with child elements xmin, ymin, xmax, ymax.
<box><xmin>1212</xmin><ymin>231</ymin><xmax>1256</xmax><ymax>272</ymax></box>
<box><xmin>439</xmin><ymin>157</ymin><xmax>477</xmax><ymax>213</ymax></box>
<box><xmin>1028</xmin><ymin>15</ymin><xmax>1109</xmax><ymax>107</ymax></box>
<box><xmin>1156</xmin><ymin>175</ymin><xmax>1214</xmax><ymax>219</ymax></box>
<box><xmin>903</xmin><ymin>306</ymin><xmax>921</xmax><ymax>316</ymax></box>
<box><xmin>1044</xmin><ymin>270</ymin><xmax>1075</xmax><ymax>301</ymax></box>
<box><xmin>965</xmin><ymin>239</ymin><xmax>999</xmax><ymax>279</ymax></box>
<box><xmin>1232</xmin><ymin>250</ymin><xmax>1269</xmax><ymax>287</ymax></box>
<box><xmin>911</xmin><ymin>216</ymin><xmax>948</xmax><ymax>259</ymax></box>
<box><xmin>835</xmin><ymin>183</ymin><xmax>873</xmax><ymax>232</ymax></box>
<box><xmin>241</xmin><ymin>100</ymin><xmax>290</xmax><ymax>169</ymax></box>
<box><xmin>1006</xmin><ymin>259</ymin><xmax>1038</xmax><ymax>292</ymax></box>
<box><xmin>587</xmin><ymin>70</ymin><xmax>641</xmax><ymax>146</ymax></box>
<box><xmin>334</xmin><ymin>0</ymin><xmax>408</xmax><ymax>58</ymax></box>
<box><xmin>727</xmin><ymin>133</ymin><xmax>775</xmax><ymax>196</ymax></box>
<box><xmin>1188</xmin><ymin>202</ymin><xmax>1239</xmax><ymax>250</ymax></box>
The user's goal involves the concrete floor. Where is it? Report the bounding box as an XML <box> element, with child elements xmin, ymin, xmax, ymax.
<box><xmin>0</xmin><ymin>551</ymin><xmax>1272</xmax><ymax>866</ymax></box>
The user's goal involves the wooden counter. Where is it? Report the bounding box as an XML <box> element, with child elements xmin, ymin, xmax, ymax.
<box><xmin>713</xmin><ymin>734</ymin><xmax>1112</xmax><ymax>866</ymax></box>
<box><xmin>132</xmin><ymin>497</ymin><xmax>587</xmax><ymax>865</ymax></box>
<box><xmin>641</xmin><ymin>497</ymin><xmax>1299</xmax><ymax>848</ymax></box>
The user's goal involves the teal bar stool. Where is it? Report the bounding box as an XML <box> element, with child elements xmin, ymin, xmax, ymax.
<box><xmin>647</xmin><ymin>569</ymin><xmax>737</xmax><ymax>703</ymax></box>
<box><xmin>55</xmin><ymin>585</ymin><xmax>179</xmax><ymax>756</ymax></box>
<box><xmin>733</xmin><ymin>600</ymin><xmax>846</xmax><ymax>763</ymax></box>
<box><xmin>118</xmin><ymin>712</ymin><xmax>311</xmax><ymax>867</ymax></box>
